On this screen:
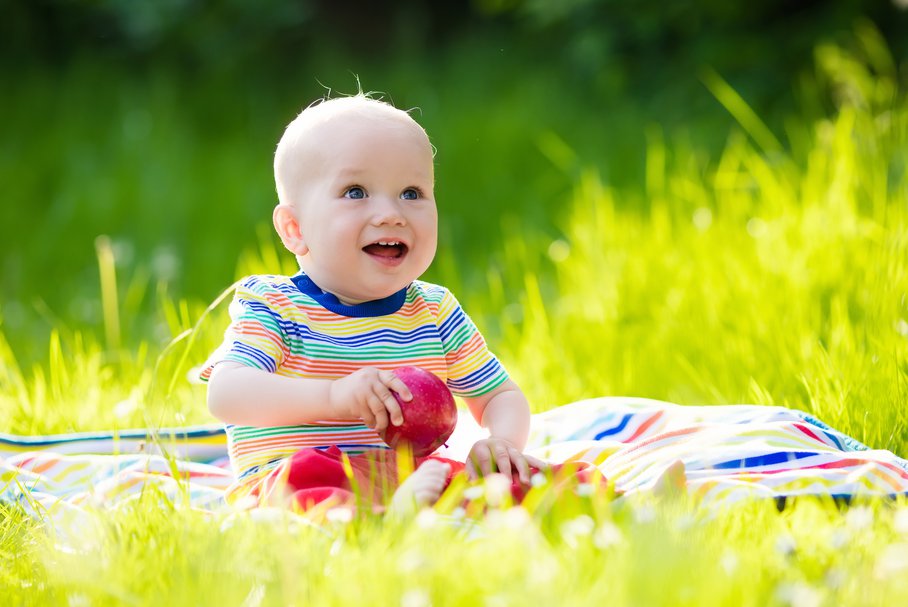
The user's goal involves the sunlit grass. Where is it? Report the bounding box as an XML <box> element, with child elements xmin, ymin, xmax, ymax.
<box><xmin>2</xmin><ymin>34</ymin><xmax>908</xmax><ymax>605</ymax></box>
<box><xmin>4</xmin><ymin>490</ymin><xmax>908</xmax><ymax>605</ymax></box>
<box><xmin>490</xmin><ymin>102</ymin><xmax>908</xmax><ymax>452</ymax></box>
<box><xmin>478</xmin><ymin>51</ymin><xmax>908</xmax><ymax>455</ymax></box>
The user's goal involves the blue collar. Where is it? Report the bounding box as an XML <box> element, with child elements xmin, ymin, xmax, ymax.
<box><xmin>290</xmin><ymin>273</ymin><xmax>407</xmax><ymax>317</ymax></box>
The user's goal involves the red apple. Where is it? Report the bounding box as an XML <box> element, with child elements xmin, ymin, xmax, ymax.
<box><xmin>378</xmin><ymin>366</ymin><xmax>457</xmax><ymax>457</ymax></box>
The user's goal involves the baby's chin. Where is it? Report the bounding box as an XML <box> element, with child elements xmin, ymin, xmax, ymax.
<box><xmin>303</xmin><ymin>261</ymin><xmax>427</xmax><ymax>305</ymax></box>
<box><xmin>336</xmin><ymin>282</ymin><xmax>412</xmax><ymax>305</ymax></box>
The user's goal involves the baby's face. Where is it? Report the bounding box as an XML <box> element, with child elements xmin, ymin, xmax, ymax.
<box><xmin>288</xmin><ymin>110</ymin><xmax>437</xmax><ymax>305</ymax></box>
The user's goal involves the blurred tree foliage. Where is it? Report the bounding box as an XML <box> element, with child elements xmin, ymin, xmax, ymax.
<box><xmin>3</xmin><ymin>1</ymin><xmax>466</xmax><ymax>69</ymax></box>
<box><xmin>487</xmin><ymin>0</ymin><xmax>907</xmax><ymax>107</ymax></box>
<box><xmin>5</xmin><ymin>1</ymin><xmax>906</xmax><ymax>96</ymax></box>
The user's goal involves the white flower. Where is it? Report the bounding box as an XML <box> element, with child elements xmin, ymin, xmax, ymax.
<box><xmin>67</xmin><ymin>594</ymin><xmax>91</xmax><ymax>607</ymax></box>
<box><xmin>825</xmin><ymin>567</ymin><xmax>846</xmax><ymax>590</ymax></box>
<box><xmin>560</xmin><ymin>515</ymin><xmax>595</xmax><ymax>547</ymax></box>
<box><xmin>415</xmin><ymin>508</ymin><xmax>439</xmax><ymax>529</ymax></box>
<box><xmin>326</xmin><ymin>507</ymin><xmax>354</xmax><ymax>524</ymax></box>
<box><xmin>530</xmin><ymin>472</ymin><xmax>548</xmax><ymax>487</ymax></box>
<box><xmin>774</xmin><ymin>533</ymin><xmax>797</xmax><ymax>556</ymax></box>
<box><xmin>248</xmin><ymin>507</ymin><xmax>285</xmax><ymax>526</ymax></box>
<box><xmin>747</xmin><ymin>217</ymin><xmax>768</xmax><ymax>238</ymax></box>
<box><xmin>574</xmin><ymin>483</ymin><xmax>594</xmax><ymax>497</ymax></box>
<box><xmin>673</xmin><ymin>513</ymin><xmax>696</xmax><ymax>531</ymax></box>
<box><xmin>828</xmin><ymin>529</ymin><xmax>850</xmax><ymax>549</ymax></box>
<box><xmin>463</xmin><ymin>486</ymin><xmax>485</xmax><ymax>501</ymax></box>
<box><xmin>893</xmin><ymin>508</ymin><xmax>908</xmax><ymax>535</ymax></box>
<box><xmin>484</xmin><ymin>594</ymin><xmax>510</xmax><ymax>607</ymax></box>
<box><xmin>874</xmin><ymin>543</ymin><xmax>908</xmax><ymax>579</ymax></box>
<box><xmin>329</xmin><ymin>539</ymin><xmax>343</xmax><ymax>557</ymax></box>
<box><xmin>775</xmin><ymin>582</ymin><xmax>823</xmax><ymax>607</ymax></box>
<box><xmin>231</xmin><ymin>494</ymin><xmax>259</xmax><ymax>511</ymax></box>
<box><xmin>397</xmin><ymin>549</ymin><xmax>426</xmax><ymax>574</ymax></box>
<box><xmin>401</xmin><ymin>589</ymin><xmax>431</xmax><ymax>607</ymax></box>
<box><xmin>485</xmin><ymin>507</ymin><xmax>532</xmax><ymax>531</ymax></box>
<box><xmin>896</xmin><ymin>319</ymin><xmax>908</xmax><ymax>337</ymax></box>
<box><xmin>112</xmin><ymin>398</ymin><xmax>138</xmax><ymax>419</ymax></box>
<box><xmin>593</xmin><ymin>521</ymin><xmax>624</xmax><ymax>549</ymax></box>
<box><xmin>845</xmin><ymin>506</ymin><xmax>874</xmax><ymax>531</ymax></box>
<box><xmin>240</xmin><ymin>584</ymin><xmax>266</xmax><ymax>607</ymax></box>
<box><xmin>528</xmin><ymin>557</ymin><xmax>557</xmax><ymax>584</ymax></box>
<box><xmin>692</xmin><ymin>207</ymin><xmax>713</xmax><ymax>231</ymax></box>
<box><xmin>633</xmin><ymin>504</ymin><xmax>656</xmax><ymax>524</ymax></box>
<box><xmin>720</xmin><ymin>550</ymin><xmax>738</xmax><ymax>575</ymax></box>
<box><xmin>219</xmin><ymin>513</ymin><xmax>239</xmax><ymax>533</ymax></box>
<box><xmin>484</xmin><ymin>473</ymin><xmax>512</xmax><ymax>507</ymax></box>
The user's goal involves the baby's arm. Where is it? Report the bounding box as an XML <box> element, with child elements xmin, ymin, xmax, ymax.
<box><xmin>207</xmin><ymin>362</ymin><xmax>410</xmax><ymax>430</ymax></box>
<box><xmin>467</xmin><ymin>379</ymin><xmax>530</xmax><ymax>449</ymax></box>
<box><xmin>462</xmin><ymin>379</ymin><xmax>546</xmax><ymax>483</ymax></box>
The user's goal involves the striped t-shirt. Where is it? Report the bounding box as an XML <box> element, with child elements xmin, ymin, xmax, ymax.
<box><xmin>201</xmin><ymin>273</ymin><xmax>509</xmax><ymax>490</ymax></box>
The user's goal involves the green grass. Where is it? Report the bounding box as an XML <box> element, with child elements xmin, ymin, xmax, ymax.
<box><xmin>3</xmin><ymin>33</ymin><xmax>908</xmax><ymax>606</ymax></box>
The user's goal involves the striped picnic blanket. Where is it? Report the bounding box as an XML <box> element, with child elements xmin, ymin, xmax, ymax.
<box><xmin>2</xmin><ymin>398</ymin><xmax>907</xmax><ymax>520</ymax></box>
<box><xmin>522</xmin><ymin>398</ymin><xmax>908</xmax><ymax>502</ymax></box>
<box><xmin>0</xmin><ymin>426</ymin><xmax>233</xmax><ymax>520</ymax></box>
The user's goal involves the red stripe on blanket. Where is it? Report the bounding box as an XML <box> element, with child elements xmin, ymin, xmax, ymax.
<box><xmin>181</xmin><ymin>470</ymin><xmax>233</xmax><ymax>479</ymax></box>
<box><xmin>792</xmin><ymin>423</ymin><xmax>824</xmax><ymax>444</ymax></box>
<box><xmin>619</xmin><ymin>425</ymin><xmax>701</xmax><ymax>456</ymax></box>
<box><xmin>810</xmin><ymin>457</ymin><xmax>908</xmax><ymax>478</ymax></box>
<box><xmin>808</xmin><ymin>458</ymin><xmax>906</xmax><ymax>490</ymax></box>
<box><xmin>31</xmin><ymin>458</ymin><xmax>61</xmax><ymax>474</ymax></box>
<box><xmin>625</xmin><ymin>410</ymin><xmax>665</xmax><ymax>443</ymax></box>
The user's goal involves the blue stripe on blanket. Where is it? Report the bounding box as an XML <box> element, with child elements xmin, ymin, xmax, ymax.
<box><xmin>820</xmin><ymin>429</ymin><xmax>844</xmax><ymax>451</ymax></box>
<box><xmin>713</xmin><ymin>451</ymin><xmax>816</xmax><ymax>469</ymax></box>
<box><xmin>594</xmin><ymin>413</ymin><xmax>633</xmax><ymax>440</ymax></box>
<box><xmin>0</xmin><ymin>425</ymin><xmax>226</xmax><ymax>448</ymax></box>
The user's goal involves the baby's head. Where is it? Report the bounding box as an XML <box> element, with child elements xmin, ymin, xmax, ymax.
<box><xmin>272</xmin><ymin>95</ymin><xmax>437</xmax><ymax>305</ymax></box>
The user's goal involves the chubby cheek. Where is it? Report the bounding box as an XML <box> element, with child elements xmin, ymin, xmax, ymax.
<box><xmin>413</xmin><ymin>207</ymin><xmax>438</xmax><ymax>241</ymax></box>
<box><xmin>313</xmin><ymin>216</ymin><xmax>359</xmax><ymax>250</ymax></box>
<box><xmin>418</xmin><ymin>216</ymin><xmax>439</xmax><ymax>259</ymax></box>
<box><xmin>420</xmin><ymin>235</ymin><xmax>438</xmax><ymax>267</ymax></box>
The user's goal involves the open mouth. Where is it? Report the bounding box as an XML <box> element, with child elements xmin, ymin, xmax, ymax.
<box><xmin>362</xmin><ymin>240</ymin><xmax>409</xmax><ymax>260</ymax></box>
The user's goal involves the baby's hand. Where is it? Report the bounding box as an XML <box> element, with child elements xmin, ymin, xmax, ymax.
<box><xmin>329</xmin><ymin>368</ymin><xmax>412</xmax><ymax>432</ymax></box>
<box><xmin>466</xmin><ymin>438</ymin><xmax>548</xmax><ymax>485</ymax></box>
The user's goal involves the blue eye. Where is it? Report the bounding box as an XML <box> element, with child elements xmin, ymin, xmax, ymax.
<box><xmin>401</xmin><ymin>188</ymin><xmax>420</xmax><ymax>200</ymax></box>
<box><xmin>344</xmin><ymin>186</ymin><xmax>366</xmax><ymax>200</ymax></box>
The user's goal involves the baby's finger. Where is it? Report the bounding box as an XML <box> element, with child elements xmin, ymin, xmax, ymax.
<box><xmin>465</xmin><ymin>458</ymin><xmax>478</xmax><ymax>480</ymax></box>
<box><xmin>374</xmin><ymin>382</ymin><xmax>405</xmax><ymax>427</ymax></box>
<box><xmin>359</xmin><ymin>405</ymin><xmax>377</xmax><ymax>429</ymax></box>
<box><xmin>469</xmin><ymin>444</ymin><xmax>494</xmax><ymax>478</ymax></box>
<box><xmin>523</xmin><ymin>453</ymin><xmax>550</xmax><ymax>471</ymax></box>
<box><xmin>382</xmin><ymin>370</ymin><xmax>413</xmax><ymax>402</ymax></box>
<box><xmin>513</xmin><ymin>451</ymin><xmax>531</xmax><ymax>484</ymax></box>
<box><xmin>493</xmin><ymin>444</ymin><xmax>513</xmax><ymax>479</ymax></box>
<box><xmin>367</xmin><ymin>394</ymin><xmax>390</xmax><ymax>432</ymax></box>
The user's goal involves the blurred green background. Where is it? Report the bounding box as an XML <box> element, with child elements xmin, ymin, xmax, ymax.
<box><xmin>2</xmin><ymin>0</ymin><xmax>907</xmax><ymax>365</ymax></box>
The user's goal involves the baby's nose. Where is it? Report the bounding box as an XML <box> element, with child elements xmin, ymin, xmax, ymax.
<box><xmin>371</xmin><ymin>197</ymin><xmax>406</xmax><ymax>225</ymax></box>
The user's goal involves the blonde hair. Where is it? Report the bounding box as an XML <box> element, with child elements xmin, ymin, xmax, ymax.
<box><xmin>273</xmin><ymin>94</ymin><xmax>427</xmax><ymax>206</ymax></box>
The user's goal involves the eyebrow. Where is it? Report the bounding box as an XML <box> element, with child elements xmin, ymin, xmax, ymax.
<box><xmin>332</xmin><ymin>167</ymin><xmax>433</xmax><ymax>183</ymax></box>
<box><xmin>337</xmin><ymin>169</ymin><xmax>372</xmax><ymax>181</ymax></box>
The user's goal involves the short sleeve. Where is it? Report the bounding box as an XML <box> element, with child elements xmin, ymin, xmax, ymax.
<box><xmin>435</xmin><ymin>288</ymin><xmax>509</xmax><ymax>398</ymax></box>
<box><xmin>199</xmin><ymin>276</ymin><xmax>291</xmax><ymax>382</ymax></box>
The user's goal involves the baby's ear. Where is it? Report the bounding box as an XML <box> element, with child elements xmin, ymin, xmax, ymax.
<box><xmin>273</xmin><ymin>204</ymin><xmax>309</xmax><ymax>256</ymax></box>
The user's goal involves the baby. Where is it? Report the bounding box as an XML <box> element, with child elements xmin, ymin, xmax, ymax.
<box><xmin>202</xmin><ymin>94</ymin><xmax>545</xmax><ymax>514</ymax></box>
